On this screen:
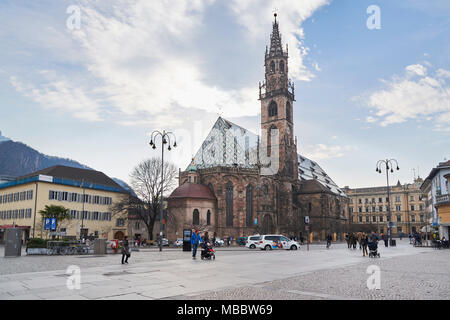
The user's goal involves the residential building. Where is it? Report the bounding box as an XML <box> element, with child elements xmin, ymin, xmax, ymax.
<box><xmin>343</xmin><ymin>178</ymin><xmax>426</xmax><ymax>235</ymax></box>
<box><xmin>0</xmin><ymin>165</ymin><xmax>129</xmax><ymax>243</ymax></box>
<box><xmin>421</xmin><ymin>160</ymin><xmax>450</xmax><ymax>239</ymax></box>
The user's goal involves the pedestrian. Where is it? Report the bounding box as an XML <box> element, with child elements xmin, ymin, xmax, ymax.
<box><xmin>121</xmin><ymin>236</ymin><xmax>130</xmax><ymax>264</ymax></box>
<box><xmin>326</xmin><ymin>234</ymin><xmax>332</xmax><ymax>249</ymax></box>
<box><xmin>137</xmin><ymin>236</ymin><xmax>141</xmax><ymax>247</ymax></box>
<box><xmin>230</xmin><ymin>236</ymin><xmax>233</xmax><ymax>246</ymax></box>
<box><xmin>369</xmin><ymin>231</ymin><xmax>377</xmax><ymax>243</ymax></box>
<box><xmin>201</xmin><ymin>231</ymin><xmax>209</xmax><ymax>258</ymax></box>
<box><xmin>357</xmin><ymin>232</ymin><xmax>362</xmax><ymax>250</ymax></box>
<box><xmin>350</xmin><ymin>233</ymin><xmax>356</xmax><ymax>249</ymax></box>
<box><xmin>191</xmin><ymin>229</ymin><xmax>201</xmax><ymax>259</ymax></box>
<box><xmin>345</xmin><ymin>233</ymin><xmax>350</xmax><ymax>248</ymax></box>
<box><xmin>382</xmin><ymin>233</ymin><xmax>388</xmax><ymax>247</ymax></box>
<box><xmin>361</xmin><ymin>233</ymin><xmax>369</xmax><ymax>257</ymax></box>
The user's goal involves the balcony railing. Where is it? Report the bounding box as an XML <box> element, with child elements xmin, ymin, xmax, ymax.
<box><xmin>436</xmin><ymin>194</ymin><xmax>450</xmax><ymax>206</ymax></box>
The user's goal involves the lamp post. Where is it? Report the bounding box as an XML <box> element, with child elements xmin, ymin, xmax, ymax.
<box><xmin>376</xmin><ymin>159</ymin><xmax>399</xmax><ymax>245</ymax></box>
<box><xmin>149</xmin><ymin>130</ymin><xmax>177</xmax><ymax>252</ymax></box>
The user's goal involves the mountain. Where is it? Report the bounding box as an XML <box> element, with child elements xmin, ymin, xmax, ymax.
<box><xmin>0</xmin><ymin>131</ymin><xmax>11</xmax><ymax>143</ymax></box>
<box><xmin>0</xmin><ymin>139</ymin><xmax>91</xmax><ymax>178</ymax></box>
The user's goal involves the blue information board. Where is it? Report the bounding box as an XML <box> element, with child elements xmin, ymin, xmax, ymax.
<box><xmin>44</xmin><ymin>218</ymin><xmax>57</xmax><ymax>231</ymax></box>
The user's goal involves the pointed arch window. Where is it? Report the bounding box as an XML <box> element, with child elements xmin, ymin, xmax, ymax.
<box><xmin>226</xmin><ymin>182</ymin><xmax>234</xmax><ymax>227</ymax></box>
<box><xmin>193</xmin><ymin>209</ymin><xmax>200</xmax><ymax>225</ymax></box>
<box><xmin>207</xmin><ymin>210</ymin><xmax>211</xmax><ymax>225</ymax></box>
<box><xmin>268</xmin><ymin>101</ymin><xmax>278</xmax><ymax>117</ymax></box>
<box><xmin>246</xmin><ymin>185</ymin><xmax>253</xmax><ymax>227</ymax></box>
<box><xmin>286</xmin><ymin>101</ymin><xmax>291</xmax><ymax>122</ymax></box>
<box><xmin>267</xmin><ymin>124</ymin><xmax>277</xmax><ymax>157</ymax></box>
<box><xmin>280</xmin><ymin>60</ymin><xmax>285</xmax><ymax>73</ymax></box>
<box><xmin>270</xmin><ymin>60</ymin><xmax>275</xmax><ymax>73</ymax></box>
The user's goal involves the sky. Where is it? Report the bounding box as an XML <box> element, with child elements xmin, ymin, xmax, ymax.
<box><xmin>0</xmin><ymin>0</ymin><xmax>449</xmax><ymax>188</ymax></box>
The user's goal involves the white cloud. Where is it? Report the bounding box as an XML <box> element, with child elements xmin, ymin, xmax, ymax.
<box><xmin>302</xmin><ymin>144</ymin><xmax>355</xmax><ymax>160</ymax></box>
<box><xmin>405</xmin><ymin>64</ymin><xmax>427</xmax><ymax>76</ymax></box>
<box><xmin>362</xmin><ymin>64</ymin><xmax>450</xmax><ymax>128</ymax></box>
<box><xmin>229</xmin><ymin>0</ymin><xmax>330</xmax><ymax>81</ymax></box>
<box><xmin>9</xmin><ymin>0</ymin><xmax>327</xmax><ymax>129</ymax></box>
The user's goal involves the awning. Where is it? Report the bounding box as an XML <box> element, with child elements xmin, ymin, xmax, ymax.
<box><xmin>0</xmin><ymin>225</ymin><xmax>30</xmax><ymax>229</ymax></box>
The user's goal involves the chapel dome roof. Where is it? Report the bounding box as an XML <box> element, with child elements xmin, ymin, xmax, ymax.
<box><xmin>169</xmin><ymin>183</ymin><xmax>216</xmax><ymax>200</ymax></box>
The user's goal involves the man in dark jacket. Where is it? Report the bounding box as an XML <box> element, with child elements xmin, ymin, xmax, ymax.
<box><xmin>382</xmin><ymin>233</ymin><xmax>389</xmax><ymax>247</ymax></box>
<box><xmin>121</xmin><ymin>236</ymin><xmax>130</xmax><ymax>264</ymax></box>
<box><xmin>191</xmin><ymin>229</ymin><xmax>201</xmax><ymax>259</ymax></box>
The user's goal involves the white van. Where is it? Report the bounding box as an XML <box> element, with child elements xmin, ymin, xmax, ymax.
<box><xmin>245</xmin><ymin>234</ymin><xmax>261</xmax><ymax>249</ymax></box>
<box><xmin>257</xmin><ymin>235</ymin><xmax>300</xmax><ymax>250</ymax></box>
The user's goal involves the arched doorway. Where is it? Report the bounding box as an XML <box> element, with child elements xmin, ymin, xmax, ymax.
<box><xmin>114</xmin><ymin>231</ymin><xmax>124</xmax><ymax>240</ymax></box>
<box><xmin>262</xmin><ymin>214</ymin><xmax>274</xmax><ymax>234</ymax></box>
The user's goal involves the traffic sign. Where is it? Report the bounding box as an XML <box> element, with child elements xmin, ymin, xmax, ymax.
<box><xmin>305</xmin><ymin>216</ymin><xmax>309</xmax><ymax>224</ymax></box>
<box><xmin>305</xmin><ymin>225</ymin><xmax>310</xmax><ymax>231</ymax></box>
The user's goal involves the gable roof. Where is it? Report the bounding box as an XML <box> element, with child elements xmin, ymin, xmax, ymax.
<box><xmin>18</xmin><ymin>165</ymin><xmax>124</xmax><ymax>190</ymax></box>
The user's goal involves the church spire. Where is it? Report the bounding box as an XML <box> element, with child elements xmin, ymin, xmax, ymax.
<box><xmin>268</xmin><ymin>13</ymin><xmax>283</xmax><ymax>57</ymax></box>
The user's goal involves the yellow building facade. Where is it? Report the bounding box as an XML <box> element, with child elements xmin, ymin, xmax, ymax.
<box><xmin>0</xmin><ymin>166</ymin><xmax>129</xmax><ymax>242</ymax></box>
<box><xmin>435</xmin><ymin>173</ymin><xmax>450</xmax><ymax>238</ymax></box>
<box><xmin>343</xmin><ymin>178</ymin><xmax>427</xmax><ymax>235</ymax></box>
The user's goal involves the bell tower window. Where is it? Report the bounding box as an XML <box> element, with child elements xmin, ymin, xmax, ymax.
<box><xmin>280</xmin><ymin>60</ymin><xmax>284</xmax><ymax>73</ymax></box>
<box><xmin>286</xmin><ymin>101</ymin><xmax>291</xmax><ymax>122</ymax></box>
<box><xmin>268</xmin><ymin>101</ymin><xmax>278</xmax><ymax>117</ymax></box>
<box><xmin>270</xmin><ymin>60</ymin><xmax>275</xmax><ymax>73</ymax></box>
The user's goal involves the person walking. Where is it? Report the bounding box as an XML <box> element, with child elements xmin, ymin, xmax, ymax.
<box><xmin>361</xmin><ymin>233</ymin><xmax>369</xmax><ymax>257</ymax></box>
<box><xmin>121</xmin><ymin>236</ymin><xmax>130</xmax><ymax>264</ymax></box>
<box><xmin>350</xmin><ymin>233</ymin><xmax>356</xmax><ymax>249</ymax></box>
<box><xmin>326</xmin><ymin>234</ymin><xmax>332</xmax><ymax>249</ymax></box>
<box><xmin>357</xmin><ymin>232</ymin><xmax>362</xmax><ymax>250</ymax></box>
<box><xmin>382</xmin><ymin>233</ymin><xmax>389</xmax><ymax>247</ymax></box>
<box><xmin>201</xmin><ymin>231</ymin><xmax>209</xmax><ymax>258</ymax></box>
<box><xmin>191</xmin><ymin>229</ymin><xmax>201</xmax><ymax>259</ymax></box>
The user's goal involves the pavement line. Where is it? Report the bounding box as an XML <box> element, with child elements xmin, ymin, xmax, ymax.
<box><xmin>285</xmin><ymin>289</ymin><xmax>359</xmax><ymax>300</ymax></box>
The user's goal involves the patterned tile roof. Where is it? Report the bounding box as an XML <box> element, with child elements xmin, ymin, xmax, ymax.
<box><xmin>189</xmin><ymin>117</ymin><xmax>346</xmax><ymax>197</ymax></box>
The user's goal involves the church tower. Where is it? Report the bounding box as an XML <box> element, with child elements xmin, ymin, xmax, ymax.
<box><xmin>259</xmin><ymin>13</ymin><xmax>298</xmax><ymax>181</ymax></box>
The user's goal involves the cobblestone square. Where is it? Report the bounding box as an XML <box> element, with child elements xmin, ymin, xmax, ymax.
<box><xmin>1</xmin><ymin>241</ymin><xmax>448</xmax><ymax>300</ymax></box>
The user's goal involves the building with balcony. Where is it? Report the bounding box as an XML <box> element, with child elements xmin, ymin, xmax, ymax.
<box><xmin>422</xmin><ymin>160</ymin><xmax>450</xmax><ymax>239</ymax></box>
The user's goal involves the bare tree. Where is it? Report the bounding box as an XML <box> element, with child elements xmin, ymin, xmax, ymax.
<box><xmin>112</xmin><ymin>158</ymin><xmax>177</xmax><ymax>240</ymax></box>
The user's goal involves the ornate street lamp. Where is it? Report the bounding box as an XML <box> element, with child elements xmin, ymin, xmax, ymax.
<box><xmin>149</xmin><ymin>130</ymin><xmax>177</xmax><ymax>252</ymax></box>
<box><xmin>376</xmin><ymin>159</ymin><xmax>399</xmax><ymax>245</ymax></box>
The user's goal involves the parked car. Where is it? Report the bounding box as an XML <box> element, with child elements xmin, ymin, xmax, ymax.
<box><xmin>214</xmin><ymin>238</ymin><xmax>224</xmax><ymax>246</ymax></box>
<box><xmin>257</xmin><ymin>234</ymin><xmax>300</xmax><ymax>250</ymax></box>
<box><xmin>174</xmin><ymin>238</ymin><xmax>183</xmax><ymax>247</ymax></box>
<box><xmin>245</xmin><ymin>234</ymin><xmax>261</xmax><ymax>249</ymax></box>
<box><xmin>162</xmin><ymin>238</ymin><xmax>169</xmax><ymax>246</ymax></box>
<box><xmin>237</xmin><ymin>237</ymin><xmax>247</xmax><ymax>246</ymax></box>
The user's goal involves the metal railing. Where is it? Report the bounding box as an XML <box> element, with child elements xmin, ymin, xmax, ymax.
<box><xmin>436</xmin><ymin>194</ymin><xmax>449</xmax><ymax>205</ymax></box>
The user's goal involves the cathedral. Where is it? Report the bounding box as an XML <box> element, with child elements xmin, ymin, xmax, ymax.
<box><xmin>167</xmin><ymin>15</ymin><xmax>349</xmax><ymax>242</ymax></box>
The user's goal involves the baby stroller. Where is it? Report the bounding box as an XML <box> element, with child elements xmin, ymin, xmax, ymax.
<box><xmin>201</xmin><ymin>242</ymin><xmax>215</xmax><ymax>260</ymax></box>
<box><xmin>368</xmin><ymin>241</ymin><xmax>380</xmax><ymax>258</ymax></box>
